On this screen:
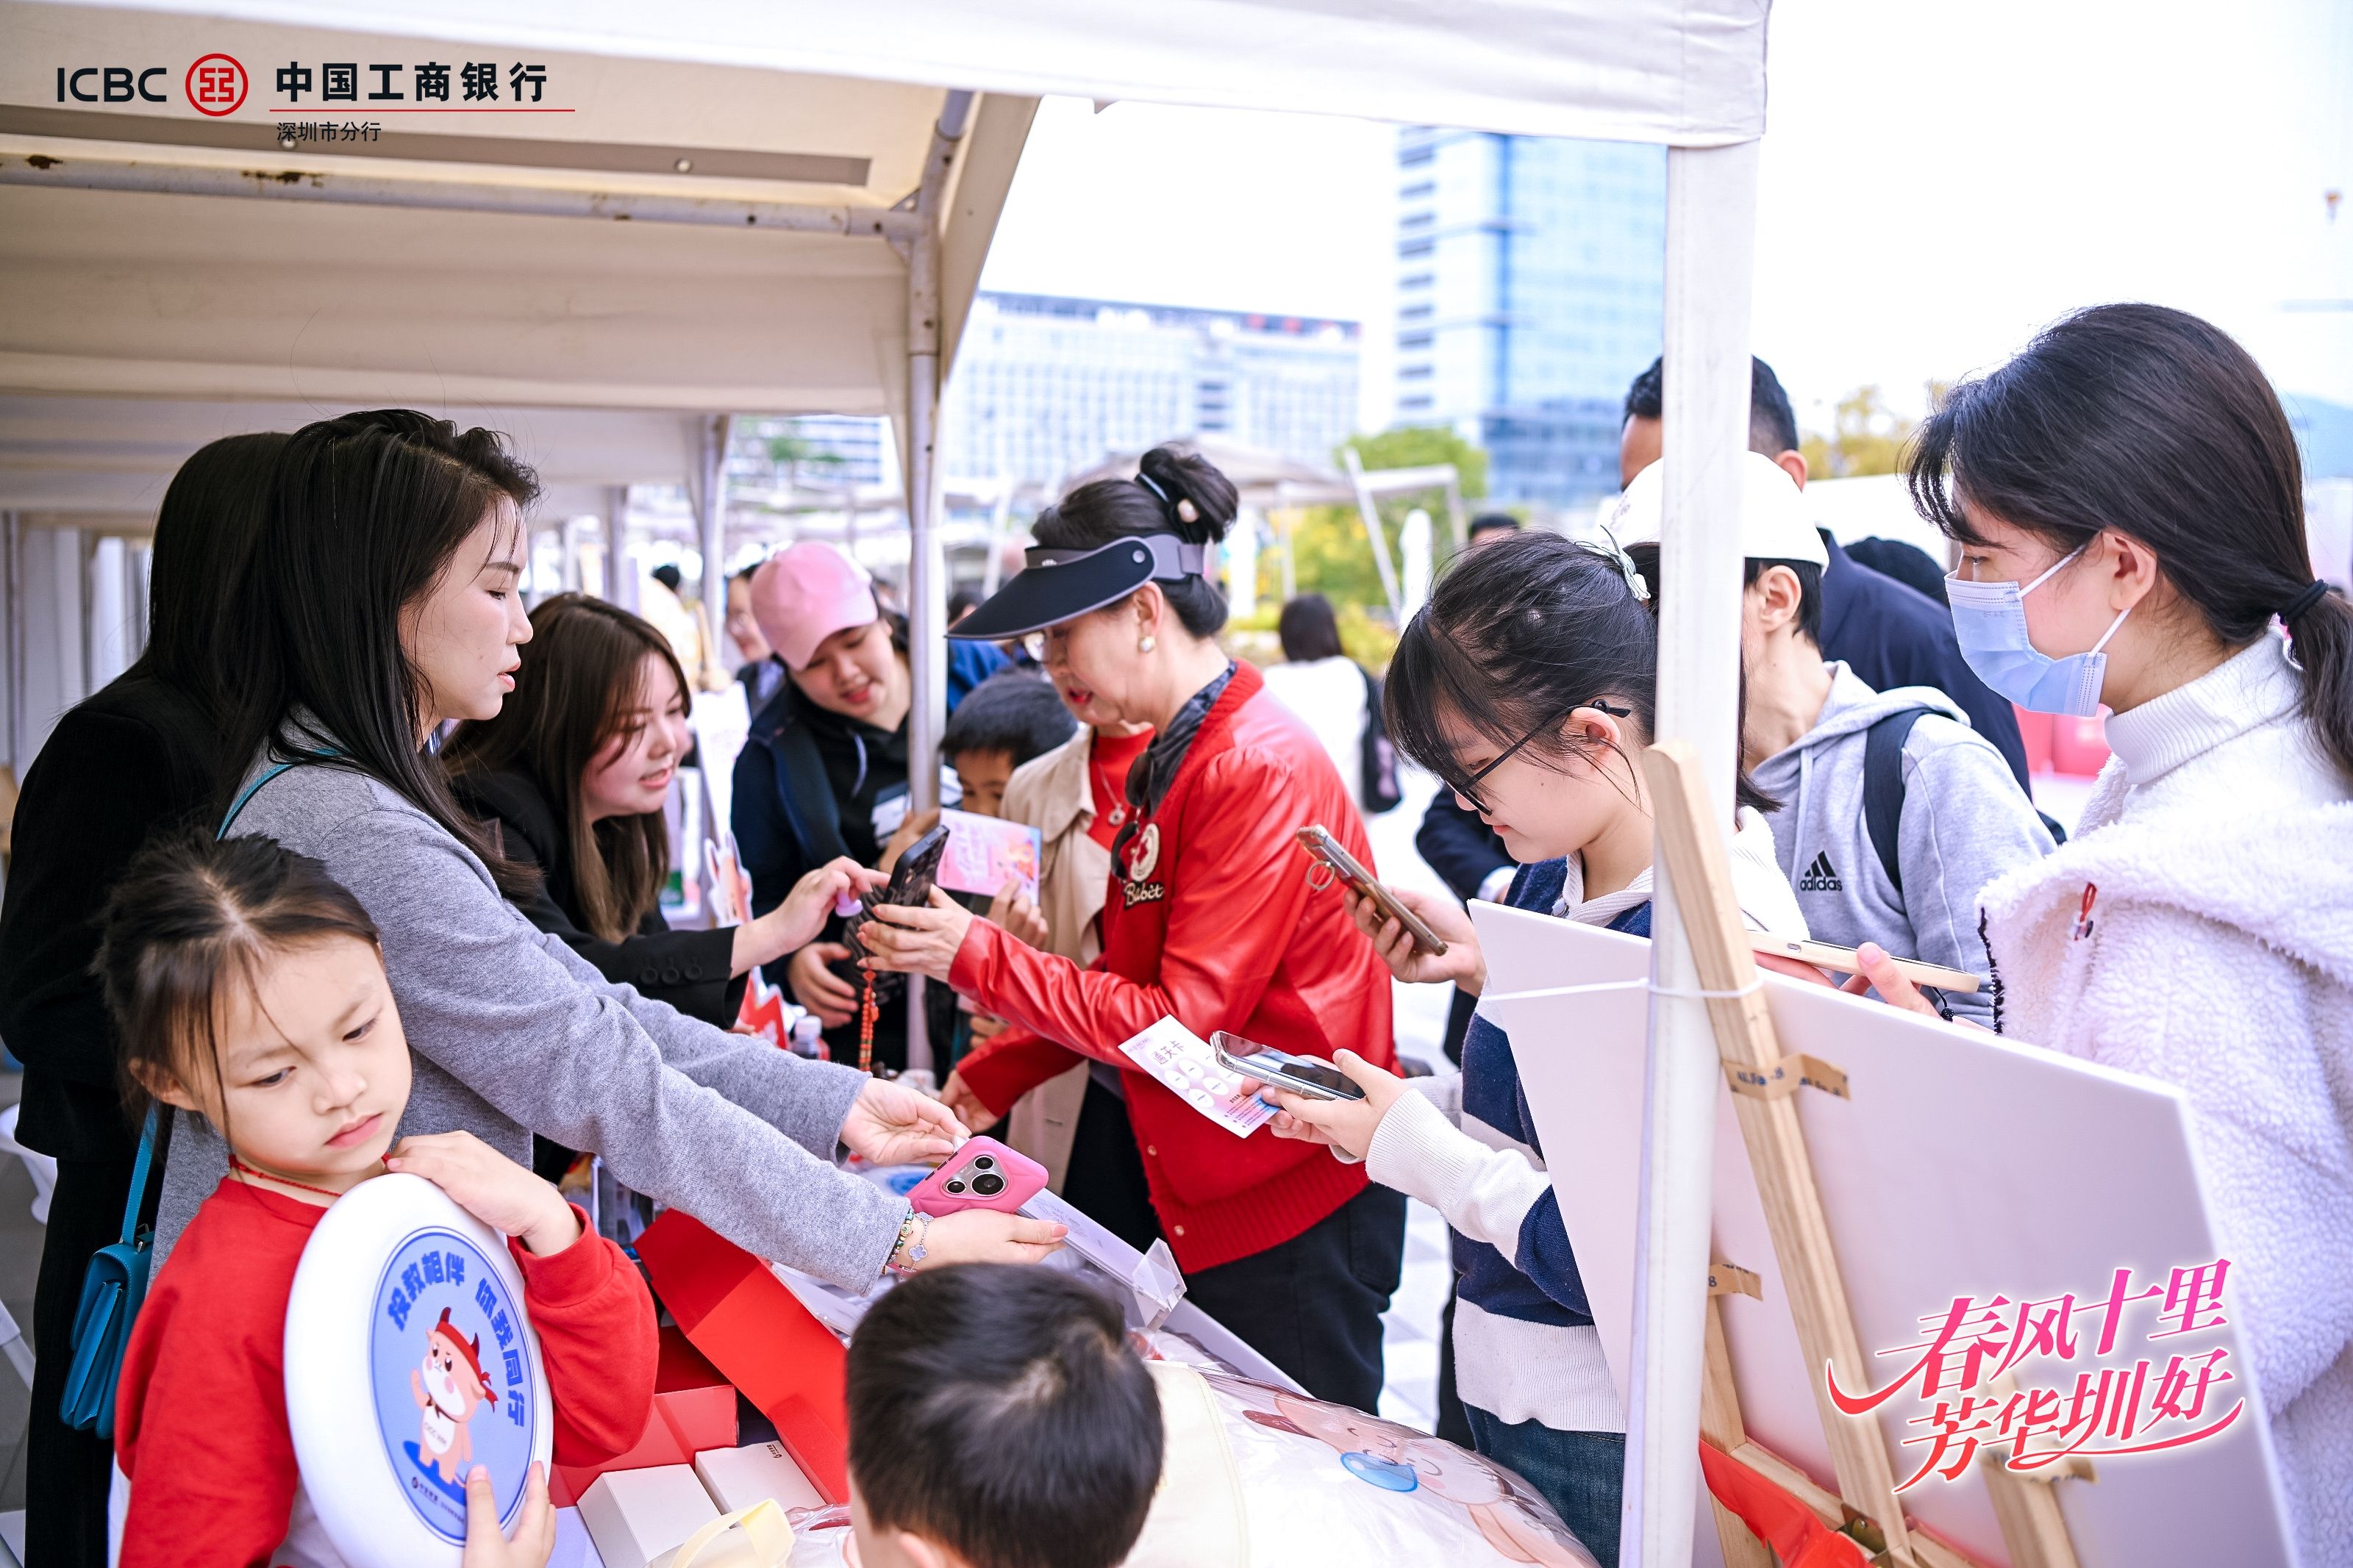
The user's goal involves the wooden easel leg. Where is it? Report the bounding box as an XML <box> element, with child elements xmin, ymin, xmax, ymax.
<box><xmin>1702</xmin><ymin>1296</ymin><xmax>1774</xmax><ymax>1568</ymax></box>
<box><xmin>1979</xmin><ymin>1453</ymin><xmax>2082</xmax><ymax>1568</ymax></box>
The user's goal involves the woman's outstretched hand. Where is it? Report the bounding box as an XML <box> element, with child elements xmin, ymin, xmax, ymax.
<box><xmin>752</xmin><ymin>857</ymin><xmax>888</xmax><ymax>966</ymax></box>
<box><xmin>842</xmin><ymin>1076</ymin><xmax>966</xmax><ymax>1166</ymax></box>
<box><xmin>911</xmin><ymin>1209</ymin><xmax>1067</xmax><ymax>1268</ymax></box>
<box><xmin>1345</xmin><ymin>885</ymin><xmax>1484</xmax><ymax>992</ymax></box>
<box><xmin>939</xmin><ymin>1070</ymin><xmax>1003</xmax><ymax>1135</ymax></box>
<box><xmin>858</xmin><ymin>887</ymin><xmax>975</xmax><ymax>982</ymax></box>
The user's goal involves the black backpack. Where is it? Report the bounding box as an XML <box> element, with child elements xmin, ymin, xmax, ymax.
<box><xmin>1358</xmin><ymin>665</ymin><xmax>1403</xmax><ymax>815</ymax></box>
<box><xmin>1863</xmin><ymin>708</ymin><xmax>2067</xmax><ymax>895</ymax></box>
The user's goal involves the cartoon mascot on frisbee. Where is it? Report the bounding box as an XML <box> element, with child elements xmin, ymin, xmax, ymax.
<box><xmin>410</xmin><ymin>1308</ymin><xmax>497</xmax><ymax>1486</ymax></box>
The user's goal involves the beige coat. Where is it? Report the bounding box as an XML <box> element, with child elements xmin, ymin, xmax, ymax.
<box><xmin>995</xmin><ymin>728</ymin><xmax>1113</xmax><ymax>1189</ymax></box>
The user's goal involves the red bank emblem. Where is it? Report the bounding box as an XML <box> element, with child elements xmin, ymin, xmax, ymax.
<box><xmin>185</xmin><ymin>53</ymin><xmax>248</xmax><ymax>116</ymax></box>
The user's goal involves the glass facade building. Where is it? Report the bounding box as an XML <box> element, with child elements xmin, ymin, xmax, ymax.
<box><xmin>1393</xmin><ymin>129</ymin><xmax>1667</xmax><ymax>506</ymax></box>
<box><xmin>943</xmin><ymin>291</ymin><xmax>1360</xmax><ymax>489</ymax></box>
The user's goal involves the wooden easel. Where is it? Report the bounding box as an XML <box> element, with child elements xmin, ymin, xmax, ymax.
<box><xmin>1644</xmin><ymin>740</ymin><xmax>2085</xmax><ymax>1568</ymax></box>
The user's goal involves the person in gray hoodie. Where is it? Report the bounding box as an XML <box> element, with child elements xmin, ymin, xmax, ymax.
<box><xmin>1615</xmin><ymin>454</ymin><xmax>2052</xmax><ymax>1020</ymax></box>
<box><xmin>152</xmin><ymin>410</ymin><xmax>1068</xmax><ymax>1290</ymax></box>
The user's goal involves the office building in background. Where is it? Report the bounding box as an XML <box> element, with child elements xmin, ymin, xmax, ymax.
<box><xmin>1393</xmin><ymin>129</ymin><xmax>1667</xmax><ymax>506</ymax></box>
<box><xmin>943</xmin><ymin>291</ymin><xmax>1360</xmax><ymax>490</ymax></box>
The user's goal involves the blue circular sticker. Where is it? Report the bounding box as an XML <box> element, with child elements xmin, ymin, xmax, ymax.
<box><xmin>368</xmin><ymin>1228</ymin><xmax>538</xmax><ymax>1544</ymax></box>
<box><xmin>1340</xmin><ymin>1450</ymin><xmax>1421</xmax><ymax>1492</ymax></box>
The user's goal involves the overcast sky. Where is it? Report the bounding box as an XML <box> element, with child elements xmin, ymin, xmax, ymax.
<box><xmin>976</xmin><ymin>0</ymin><xmax>2352</xmax><ymax>440</ymax></box>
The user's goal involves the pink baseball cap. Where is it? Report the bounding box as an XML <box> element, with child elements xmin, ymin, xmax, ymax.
<box><xmin>750</xmin><ymin>542</ymin><xmax>881</xmax><ymax>670</ymax></box>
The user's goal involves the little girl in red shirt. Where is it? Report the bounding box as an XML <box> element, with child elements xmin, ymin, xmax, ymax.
<box><xmin>97</xmin><ymin>831</ymin><xmax>658</xmax><ymax>1567</ymax></box>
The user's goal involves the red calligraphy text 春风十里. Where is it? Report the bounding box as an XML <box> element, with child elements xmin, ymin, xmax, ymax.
<box><xmin>1825</xmin><ymin>1259</ymin><xmax>2247</xmax><ymax>1490</ymax></box>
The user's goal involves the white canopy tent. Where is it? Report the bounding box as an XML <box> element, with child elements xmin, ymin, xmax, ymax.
<box><xmin>0</xmin><ymin>4</ymin><xmax>1771</xmax><ymax>1561</ymax></box>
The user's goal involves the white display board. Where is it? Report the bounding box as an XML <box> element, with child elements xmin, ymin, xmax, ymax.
<box><xmin>1471</xmin><ymin>902</ymin><xmax>2295</xmax><ymax>1568</ymax></box>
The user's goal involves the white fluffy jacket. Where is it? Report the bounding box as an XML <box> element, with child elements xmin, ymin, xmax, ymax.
<box><xmin>1975</xmin><ymin>636</ymin><xmax>2352</xmax><ymax>1567</ymax></box>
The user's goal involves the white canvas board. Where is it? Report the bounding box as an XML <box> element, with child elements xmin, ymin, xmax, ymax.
<box><xmin>690</xmin><ymin>681</ymin><xmax>752</xmax><ymax>838</ymax></box>
<box><xmin>1470</xmin><ymin>901</ymin><xmax>2295</xmax><ymax>1568</ymax></box>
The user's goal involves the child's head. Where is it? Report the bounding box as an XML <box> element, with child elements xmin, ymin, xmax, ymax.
<box><xmin>98</xmin><ymin>831</ymin><xmax>409</xmax><ymax>1189</ymax></box>
<box><xmin>940</xmin><ymin>672</ymin><xmax>1079</xmax><ymax>818</ymax></box>
<box><xmin>846</xmin><ymin>1264</ymin><xmax>1163</xmax><ymax>1568</ymax></box>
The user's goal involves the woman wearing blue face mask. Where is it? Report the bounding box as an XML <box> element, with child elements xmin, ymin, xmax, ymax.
<box><xmin>1858</xmin><ymin>304</ymin><xmax>2352</xmax><ymax>1567</ymax></box>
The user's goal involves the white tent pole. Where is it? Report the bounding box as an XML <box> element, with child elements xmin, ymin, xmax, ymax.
<box><xmin>601</xmin><ymin>486</ymin><xmax>639</xmax><ymax>612</ymax></box>
<box><xmin>698</xmin><ymin>414</ymin><xmax>734</xmax><ymax>638</ymax></box>
<box><xmin>903</xmin><ymin>87</ymin><xmax>974</xmax><ymax>1082</ymax></box>
<box><xmin>1622</xmin><ymin>136</ymin><xmax>1761</xmax><ymax>1568</ymax></box>
<box><xmin>1339</xmin><ymin>447</ymin><xmax>1404</xmax><ymax>620</ymax></box>
<box><xmin>982</xmin><ymin>487</ymin><xmax>1014</xmax><ymax>595</ymax></box>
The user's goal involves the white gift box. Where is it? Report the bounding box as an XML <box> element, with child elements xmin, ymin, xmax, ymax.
<box><xmin>693</xmin><ymin>1443</ymin><xmax>827</xmax><ymax>1515</ymax></box>
<box><xmin>577</xmin><ymin>1466</ymin><xmax>721</xmax><ymax>1568</ymax></box>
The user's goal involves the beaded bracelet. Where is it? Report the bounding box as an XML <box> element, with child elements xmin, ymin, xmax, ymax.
<box><xmin>885</xmin><ymin>1209</ymin><xmax>931</xmax><ymax>1276</ymax></box>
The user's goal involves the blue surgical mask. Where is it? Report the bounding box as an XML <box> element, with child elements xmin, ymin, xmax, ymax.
<box><xmin>1945</xmin><ymin>548</ymin><xmax>2129</xmax><ymax>717</ymax></box>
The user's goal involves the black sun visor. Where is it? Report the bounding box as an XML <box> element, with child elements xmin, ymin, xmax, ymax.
<box><xmin>949</xmin><ymin>534</ymin><xmax>1210</xmax><ymax>640</ymax></box>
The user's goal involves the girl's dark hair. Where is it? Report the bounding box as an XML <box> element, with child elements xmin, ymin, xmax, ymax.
<box><xmin>96</xmin><ymin>829</ymin><xmax>381</xmax><ymax>1123</ymax></box>
<box><xmin>1388</xmin><ymin>531</ymin><xmax>1775</xmax><ymax>816</ymax></box>
<box><xmin>221</xmin><ymin>409</ymin><xmax>541</xmax><ymax>898</ymax></box>
<box><xmin>1908</xmin><ymin>302</ymin><xmax>2352</xmax><ymax>782</ymax></box>
<box><xmin>1033</xmin><ymin>446</ymin><xmax>1238</xmax><ymax>637</ymax></box>
<box><xmin>133</xmin><ymin>432</ymin><xmax>290</xmax><ymax>721</ymax></box>
<box><xmin>1277</xmin><ymin>593</ymin><xmax>1346</xmax><ymax>663</ymax></box>
<box><xmin>444</xmin><ymin>594</ymin><xmax>689</xmax><ymax>942</ymax></box>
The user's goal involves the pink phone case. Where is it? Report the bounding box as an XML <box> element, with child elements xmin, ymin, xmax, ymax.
<box><xmin>907</xmin><ymin>1136</ymin><xmax>1049</xmax><ymax>1217</ymax></box>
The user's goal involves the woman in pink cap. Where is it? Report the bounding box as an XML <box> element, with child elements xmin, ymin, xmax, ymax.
<box><xmin>731</xmin><ymin>541</ymin><xmax>1008</xmax><ymax>1071</ymax></box>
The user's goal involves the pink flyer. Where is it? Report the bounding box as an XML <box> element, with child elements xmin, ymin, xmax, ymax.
<box><xmin>938</xmin><ymin>808</ymin><xmax>1042</xmax><ymax>902</ymax></box>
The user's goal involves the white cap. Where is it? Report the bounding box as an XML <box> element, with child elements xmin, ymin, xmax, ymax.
<box><xmin>1604</xmin><ymin>453</ymin><xmax>1827</xmax><ymax>569</ymax></box>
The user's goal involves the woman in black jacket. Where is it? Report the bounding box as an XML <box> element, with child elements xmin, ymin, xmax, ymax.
<box><xmin>0</xmin><ymin>431</ymin><xmax>286</xmax><ymax>1568</ymax></box>
<box><xmin>446</xmin><ymin>593</ymin><xmax>816</xmax><ymax>1030</ymax></box>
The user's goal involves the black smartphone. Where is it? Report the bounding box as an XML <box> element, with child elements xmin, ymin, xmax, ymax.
<box><xmin>835</xmin><ymin>823</ymin><xmax>952</xmax><ymax>1002</ymax></box>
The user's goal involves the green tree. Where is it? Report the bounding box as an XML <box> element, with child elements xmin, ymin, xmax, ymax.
<box><xmin>1799</xmin><ymin>384</ymin><xmax>1926</xmax><ymax>479</ymax></box>
<box><xmin>764</xmin><ymin>432</ymin><xmax>846</xmax><ymax>487</ymax></box>
<box><xmin>1266</xmin><ymin>426</ymin><xmax>1493</xmax><ymax>620</ymax></box>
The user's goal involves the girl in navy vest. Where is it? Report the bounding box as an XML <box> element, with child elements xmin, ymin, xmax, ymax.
<box><xmin>1257</xmin><ymin>532</ymin><xmax>1808</xmax><ymax>1566</ymax></box>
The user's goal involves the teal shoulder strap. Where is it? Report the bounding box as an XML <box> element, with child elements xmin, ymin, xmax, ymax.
<box><xmin>116</xmin><ymin>1106</ymin><xmax>157</xmax><ymax>1248</ymax></box>
<box><xmin>217</xmin><ymin>759</ymin><xmax>301</xmax><ymax>838</ymax></box>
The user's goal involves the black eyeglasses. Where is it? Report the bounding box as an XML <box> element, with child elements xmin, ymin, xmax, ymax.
<box><xmin>1454</xmin><ymin>698</ymin><xmax>1632</xmax><ymax>812</ymax></box>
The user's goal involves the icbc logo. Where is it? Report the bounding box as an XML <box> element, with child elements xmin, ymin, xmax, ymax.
<box><xmin>52</xmin><ymin>54</ymin><xmax>247</xmax><ymax>115</ymax></box>
<box><xmin>185</xmin><ymin>53</ymin><xmax>248</xmax><ymax>116</ymax></box>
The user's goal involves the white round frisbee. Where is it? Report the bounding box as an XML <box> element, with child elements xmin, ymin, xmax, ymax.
<box><xmin>284</xmin><ymin>1174</ymin><xmax>553</xmax><ymax>1567</ymax></box>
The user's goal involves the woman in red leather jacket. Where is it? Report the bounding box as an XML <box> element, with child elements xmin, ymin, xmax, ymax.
<box><xmin>862</xmin><ymin>445</ymin><xmax>1404</xmax><ymax>1408</ymax></box>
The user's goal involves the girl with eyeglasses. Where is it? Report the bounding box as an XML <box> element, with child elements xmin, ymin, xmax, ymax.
<box><xmin>1254</xmin><ymin>529</ymin><xmax>1810</xmax><ymax>1567</ymax></box>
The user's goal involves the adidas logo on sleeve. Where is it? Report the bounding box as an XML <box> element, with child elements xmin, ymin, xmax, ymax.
<box><xmin>1797</xmin><ymin>851</ymin><xmax>1843</xmax><ymax>893</ymax></box>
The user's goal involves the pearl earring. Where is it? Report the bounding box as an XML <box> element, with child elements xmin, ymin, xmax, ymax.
<box><xmin>1138</xmin><ymin>634</ymin><xmax>1157</xmax><ymax>654</ymax></box>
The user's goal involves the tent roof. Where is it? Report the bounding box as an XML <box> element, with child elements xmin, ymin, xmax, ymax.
<box><xmin>0</xmin><ymin>0</ymin><xmax>1766</xmax><ymax>514</ymax></box>
<box><xmin>44</xmin><ymin>0</ymin><xmax>1769</xmax><ymax>146</ymax></box>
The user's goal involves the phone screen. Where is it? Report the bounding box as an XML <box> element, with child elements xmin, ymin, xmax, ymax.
<box><xmin>1270</xmin><ymin>1056</ymin><xmax>1355</xmax><ymax>1095</ymax></box>
<box><xmin>1233</xmin><ymin>1049</ymin><xmax>1360</xmax><ymax>1100</ymax></box>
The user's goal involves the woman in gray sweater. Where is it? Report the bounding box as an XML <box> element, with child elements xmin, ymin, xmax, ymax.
<box><xmin>154</xmin><ymin>410</ymin><xmax>1064</xmax><ymax>1287</ymax></box>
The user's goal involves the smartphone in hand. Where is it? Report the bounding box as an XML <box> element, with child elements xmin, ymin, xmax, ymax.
<box><xmin>1295</xmin><ymin>825</ymin><xmax>1449</xmax><ymax>956</ymax></box>
<box><xmin>907</xmin><ymin>1136</ymin><xmax>1049</xmax><ymax>1217</ymax></box>
<box><xmin>1210</xmin><ymin>1032</ymin><xmax>1366</xmax><ymax>1102</ymax></box>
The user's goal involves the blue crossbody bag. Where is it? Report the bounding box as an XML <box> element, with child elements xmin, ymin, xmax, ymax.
<box><xmin>57</xmin><ymin>758</ymin><xmax>302</xmax><ymax>1434</ymax></box>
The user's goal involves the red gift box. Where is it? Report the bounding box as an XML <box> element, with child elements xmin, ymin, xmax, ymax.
<box><xmin>550</xmin><ymin>1325</ymin><xmax>740</xmax><ymax>1508</ymax></box>
<box><xmin>635</xmin><ymin>1209</ymin><xmax>850</xmax><ymax>1504</ymax></box>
